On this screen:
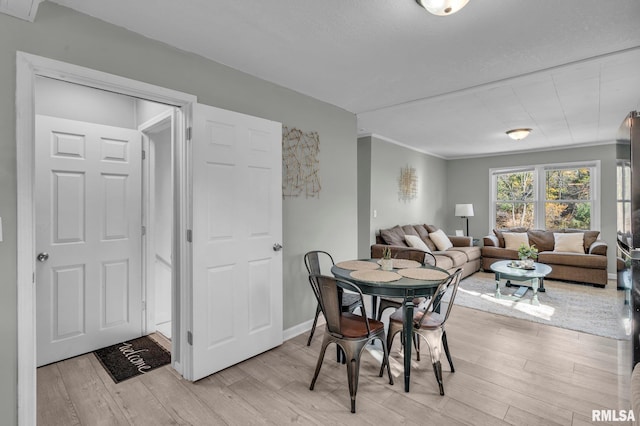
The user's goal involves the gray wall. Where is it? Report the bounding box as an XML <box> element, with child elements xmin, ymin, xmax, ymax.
<box><xmin>358</xmin><ymin>135</ymin><xmax>448</xmax><ymax>257</ymax></box>
<box><xmin>445</xmin><ymin>144</ymin><xmax>618</xmax><ymax>273</ymax></box>
<box><xmin>0</xmin><ymin>3</ymin><xmax>357</xmax><ymax>423</ymax></box>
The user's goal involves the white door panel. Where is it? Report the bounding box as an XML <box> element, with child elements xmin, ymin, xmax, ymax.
<box><xmin>36</xmin><ymin>115</ymin><xmax>143</xmax><ymax>366</ymax></box>
<box><xmin>191</xmin><ymin>104</ymin><xmax>282</xmax><ymax>381</ymax></box>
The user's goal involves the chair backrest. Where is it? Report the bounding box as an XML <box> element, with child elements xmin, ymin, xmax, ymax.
<box><xmin>308</xmin><ymin>274</ymin><xmax>369</xmax><ymax>337</ymax></box>
<box><xmin>416</xmin><ymin>268</ymin><xmax>463</xmax><ymax>328</ymax></box>
<box><xmin>304</xmin><ymin>250</ymin><xmax>335</xmax><ymax>276</ymax></box>
<box><xmin>394</xmin><ymin>248</ymin><xmax>437</xmax><ymax>267</ymax></box>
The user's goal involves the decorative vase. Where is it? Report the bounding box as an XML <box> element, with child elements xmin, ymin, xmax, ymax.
<box><xmin>380</xmin><ymin>258</ymin><xmax>393</xmax><ymax>271</ymax></box>
<box><xmin>524</xmin><ymin>258</ymin><xmax>535</xmax><ymax>268</ymax></box>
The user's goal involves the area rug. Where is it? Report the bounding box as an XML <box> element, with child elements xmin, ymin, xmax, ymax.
<box><xmin>94</xmin><ymin>336</ymin><xmax>171</xmax><ymax>383</ymax></box>
<box><xmin>445</xmin><ymin>272</ymin><xmax>630</xmax><ymax>340</ymax></box>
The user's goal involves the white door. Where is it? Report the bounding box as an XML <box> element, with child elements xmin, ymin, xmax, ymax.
<box><xmin>35</xmin><ymin>115</ymin><xmax>143</xmax><ymax>366</ymax></box>
<box><xmin>190</xmin><ymin>104</ymin><xmax>283</xmax><ymax>381</ymax></box>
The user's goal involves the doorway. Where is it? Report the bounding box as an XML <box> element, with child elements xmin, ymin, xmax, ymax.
<box><xmin>33</xmin><ymin>77</ymin><xmax>177</xmax><ymax>365</ymax></box>
<box><xmin>140</xmin><ymin>109</ymin><xmax>176</xmax><ymax>344</ymax></box>
<box><xmin>17</xmin><ymin>52</ymin><xmax>196</xmax><ymax>425</ymax></box>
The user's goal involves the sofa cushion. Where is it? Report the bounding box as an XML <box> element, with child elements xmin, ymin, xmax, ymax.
<box><xmin>380</xmin><ymin>226</ymin><xmax>408</xmax><ymax>246</ymax></box>
<box><xmin>425</xmin><ymin>224</ymin><xmax>439</xmax><ymax>233</ymax></box>
<box><xmin>527</xmin><ymin>229</ymin><xmax>556</xmax><ymax>252</ymax></box>
<box><xmin>433</xmin><ymin>254</ymin><xmax>454</xmax><ymax>270</ymax></box>
<box><xmin>449</xmin><ymin>246</ymin><xmax>482</xmax><ymax>262</ymax></box>
<box><xmin>503</xmin><ymin>232</ymin><xmax>529</xmax><ymax>250</ymax></box>
<box><xmin>434</xmin><ymin>250</ymin><xmax>468</xmax><ymax>268</ymax></box>
<box><xmin>414</xmin><ymin>225</ymin><xmax>438</xmax><ymax>251</ymax></box>
<box><xmin>564</xmin><ymin>229</ymin><xmax>600</xmax><ymax>251</ymax></box>
<box><xmin>401</xmin><ymin>224</ymin><xmax>420</xmax><ymax>238</ymax></box>
<box><xmin>429</xmin><ymin>229</ymin><xmax>453</xmax><ymax>251</ymax></box>
<box><xmin>553</xmin><ymin>232</ymin><xmax>584</xmax><ymax>253</ymax></box>
<box><xmin>494</xmin><ymin>227</ymin><xmax>528</xmax><ymax>247</ymax></box>
<box><xmin>537</xmin><ymin>252</ymin><xmax>608</xmax><ymax>269</ymax></box>
<box><xmin>404</xmin><ymin>234</ymin><xmax>432</xmax><ymax>252</ymax></box>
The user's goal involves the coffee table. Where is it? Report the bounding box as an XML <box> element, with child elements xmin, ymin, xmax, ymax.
<box><xmin>490</xmin><ymin>260</ymin><xmax>552</xmax><ymax>305</ymax></box>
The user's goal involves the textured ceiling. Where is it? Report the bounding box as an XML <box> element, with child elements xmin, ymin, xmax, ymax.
<box><xmin>50</xmin><ymin>0</ymin><xmax>640</xmax><ymax>158</ymax></box>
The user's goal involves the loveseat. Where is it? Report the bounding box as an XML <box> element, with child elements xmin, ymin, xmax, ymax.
<box><xmin>481</xmin><ymin>228</ymin><xmax>609</xmax><ymax>287</ymax></box>
<box><xmin>370</xmin><ymin>224</ymin><xmax>482</xmax><ymax>279</ymax></box>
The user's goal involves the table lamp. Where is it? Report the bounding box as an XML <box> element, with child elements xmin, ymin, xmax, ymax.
<box><xmin>455</xmin><ymin>203</ymin><xmax>474</xmax><ymax>236</ymax></box>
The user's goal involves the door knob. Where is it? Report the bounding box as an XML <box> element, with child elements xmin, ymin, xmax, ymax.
<box><xmin>273</xmin><ymin>243</ymin><xmax>283</xmax><ymax>252</ymax></box>
<box><xmin>37</xmin><ymin>252</ymin><xmax>49</xmax><ymax>262</ymax></box>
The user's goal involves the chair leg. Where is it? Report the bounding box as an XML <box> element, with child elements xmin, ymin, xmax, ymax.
<box><xmin>380</xmin><ymin>326</ymin><xmax>400</xmax><ymax>377</ymax></box>
<box><xmin>432</xmin><ymin>360</ymin><xmax>444</xmax><ymax>395</ymax></box>
<box><xmin>413</xmin><ymin>333</ymin><xmax>421</xmax><ymax>362</ymax></box>
<box><xmin>307</xmin><ymin>304</ymin><xmax>321</xmax><ymax>346</ymax></box>
<box><xmin>442</xmin><ymin>330</ymin><xmax>454</xmax><ymax>372</ymax></box>
<box><xmin>310</xmin><ymin>335</ymin><xmax>330</xmax><ymax>391</ymax></box>
<box><xmin>378</xmin><ymin>336</ymin><xmax>394</xmax><ymax>386</ymax></box>
<box><xmin>346</xmin><ymin>356</ymin><xmax>360</xmax><ymax>413</ymax></box>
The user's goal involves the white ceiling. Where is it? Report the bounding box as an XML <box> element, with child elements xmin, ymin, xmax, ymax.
<box><xmin>49</xmin><ymin>0</ymin><xmax>640</xmax><ymax>159</ymax></box>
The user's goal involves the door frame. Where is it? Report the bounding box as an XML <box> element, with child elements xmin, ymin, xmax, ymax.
<box><xmin>16</xmin><ymin>52</ymin><xmax>196</xmax><ymax>425</ymax></box>
<box><xmin>139</xmin><ymin>109</ymin><xmax>176</xmax><ymax>341</ymax></box>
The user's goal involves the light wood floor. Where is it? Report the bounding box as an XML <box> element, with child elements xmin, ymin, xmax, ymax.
<box><xmin>38</xmin><ymin>306</ymin><xmax>632</xmax><ymax>425</ymax></box>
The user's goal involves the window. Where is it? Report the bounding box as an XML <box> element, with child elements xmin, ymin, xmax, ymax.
<box><xmin>617</xmin><ymin>160</ymin><xmax>631</xmax><ymax>235</ymax></box>
<box><xmin>491</xmin><ymin>161</ymin><xmax>600</xmax><ymax>231</ymax></box>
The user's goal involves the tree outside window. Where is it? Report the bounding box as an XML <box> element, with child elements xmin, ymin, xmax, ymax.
<box><xmin>495</xmin><ymin>170</ymin><xmax>534</xmax><ymax>228</ymax></box>
<box><xmin>545</xmin><ymin>168</ymin><xmax>591</xmax><ymax>230</ymax></box>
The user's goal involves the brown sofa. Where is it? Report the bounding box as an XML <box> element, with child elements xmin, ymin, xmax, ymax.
<box><xmin>370</xmin><ymin>224</ymin><xmax>482</xmax><ymax>279</ymax></box>
<box><xmin>481</xmin><ymin>228</ymin><xmax>609</xmax><ymax>287</ymax></box>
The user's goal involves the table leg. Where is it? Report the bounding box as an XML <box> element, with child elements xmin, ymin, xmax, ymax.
<box><xmin>371</xmin><ymin>295</ymin><xmax>378</xmax><ymax>320</ymax></box>
<box><xmin>495</xmin><ymin>273</ymin><xmax>502</xmax><ymax>298</ymax></box>
<box><xmin>403</xmin><ymin>298</ymin><xmax>414</xmax><ymax>392</ymax></box>
<box><xmin>531</xmin><ymin>278</ymin><xmax>540</xmax><ymax>306</ymax></box>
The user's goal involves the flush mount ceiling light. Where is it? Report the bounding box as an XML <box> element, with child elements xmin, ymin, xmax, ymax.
<box><xmin>415</xmin><ymin>0</ymin><xmax>470</xmax><ymax>16</ymax></box>
<box><xmin>506</xmin><ymin>128</ymin><xmax>532</xmax><ymax>141</ymax></box>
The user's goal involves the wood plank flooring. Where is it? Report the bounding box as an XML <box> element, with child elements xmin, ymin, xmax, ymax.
<box><xmin>38</xmin><ymin>305</ymin><xmax>632</xmax><ymax>425</ymax></box>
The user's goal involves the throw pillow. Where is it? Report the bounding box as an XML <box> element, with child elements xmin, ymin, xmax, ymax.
<box><xmin>428</xmin><ymin>229</ymin><xmax>453</xmax><ymax>251</ymax></box>
<box><xmin>554</xmin><ymin>232</ymin><xmax>585</xmax><ymax>253</ymax></box>
<box><xmin>404</xmin><ymin>234</ymin><xmax>432</xmax><ymax>253</ymax></box>
<box><xmin>503</xmin><ymin>232</ymin><xmax>529</xmax><ymax>251</ymax></box>
<box><xmin>380</xmin><ymin>226</ymin><xmax>408</xmax><ymax>246</ymax></box>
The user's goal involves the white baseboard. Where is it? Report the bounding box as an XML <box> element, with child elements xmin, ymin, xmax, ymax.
<box><xmin>283</xmin><ymin>315</ymin><xmax>325</xmax><ymax>342</ymax></box>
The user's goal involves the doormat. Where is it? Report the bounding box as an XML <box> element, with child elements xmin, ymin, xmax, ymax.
<box><xmin>94</xmin><ymin>336</ymin><xmax>171</xmax><ymax>383</ymax></box>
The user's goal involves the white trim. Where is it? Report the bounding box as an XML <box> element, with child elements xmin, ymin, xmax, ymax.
<box><xmin>16</xmin><ymin>52</ymin><xmax>196</xmax><ymax>425</ymax></box>
<box><xmin>356</xmin><ymin>132</ymin><xmax>447</xmax><ymax>160</ymax></box>
<box><xmin>282</xmin><ymin>316</ymin><xmax>325</xmax><ymax>342</ymax></box>
<box><xmin>139</xmin><ymin>109</ymin><xmax>176</xmax><ymax>338</ymax></box>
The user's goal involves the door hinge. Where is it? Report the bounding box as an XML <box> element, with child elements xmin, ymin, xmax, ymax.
<box><xmin>186</xmin><ymin>229</ymin><xmax>192</xmax><ymax>242</ymax></box>
<box><xmin>142</xmin><ymin>150</ymin><xmax>146</xmax><ymax>160</ymax></box>
<box><xmin>141</xmin><ymin>301</ymin><xmax>146</xmax><ymax>312</ymax></box>
<box><xmin>186</xmin><ymin>127</ymin><xmax>192</xmax><ymax>141</ymax></box>
<box><xmin>141</xmin><ymin>225</ymin><xmax>146</xmax><ymax>236</ymax></box>
<box><xmin>187</xmin><ymin>331</ymin><xmax>193</xmax><ymax>345</ymax></box>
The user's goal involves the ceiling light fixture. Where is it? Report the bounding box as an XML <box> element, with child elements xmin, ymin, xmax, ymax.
<box><xmin>415</xmin><ymin>0</ymin><xmax>470</xmax><ymax>16</ymax></box>
<box><xmin>506</xmin><ymin>128</ymin><xmax>532</xmax><ymax>141</ymax></box>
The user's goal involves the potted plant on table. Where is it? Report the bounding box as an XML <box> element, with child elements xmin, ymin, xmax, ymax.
<box><xmin>518</xmin><ymin>243</ymin><xmax>538</xmax><ymax>268</ymax></box>
<box><xmin>380</xmin><ymin>247</ymin><xmax>393</xmax><ymax>271</ymax></box>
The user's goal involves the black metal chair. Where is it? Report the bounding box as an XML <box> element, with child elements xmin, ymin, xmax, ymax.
<box><xmin>383</xmin><ymin>268</ymin><xmax>463</xmax><ymax>395</ymax></box>
<box><xmin>375</xmin><ymin>249</ymin><xmax>437</xmax><ymax>321</ymax></box>
<box><xmin>308</xmin><ymin>274</ymin><xmax>393</xmax><ymax>413</ymax></box>
<box><xmin>304</xmin><ymin>250</ymin><xmax>361</xmax><ymax>346</ymax></box>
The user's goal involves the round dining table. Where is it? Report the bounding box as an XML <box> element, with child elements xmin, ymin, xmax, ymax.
<box><xmin>331</xmin><ymin>259</ymin><xmax>451</xmax><ymax>392</ymax></box>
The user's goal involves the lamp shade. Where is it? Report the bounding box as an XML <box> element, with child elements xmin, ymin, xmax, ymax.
<box><xmin>455</xmin><ymin>203</ymin><xmax>474</xmax><ymax>217</ymax></box>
